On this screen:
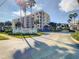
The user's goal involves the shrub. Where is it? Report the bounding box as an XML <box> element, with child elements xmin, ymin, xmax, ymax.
<box><xmin>0</xmin><ymin>36</ymin><xmax>8</xmax><ymax>40</ymax></box>
<box><xmin>71</xmin><ymin>31</ymin><xmax>79</xmax><ymax>41</ymax></box>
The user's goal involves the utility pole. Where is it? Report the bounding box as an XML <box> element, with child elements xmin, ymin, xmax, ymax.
<box><xmin>15</xmin><ymin>0</ymin><xmax>36</xmax><ymax>48</ymax></box>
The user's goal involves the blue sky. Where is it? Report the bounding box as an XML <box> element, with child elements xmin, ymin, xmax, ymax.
<box><xmin>0</xmin><ymin>0</ymin><xmax>79</xmax><ymax>23</ymax></box>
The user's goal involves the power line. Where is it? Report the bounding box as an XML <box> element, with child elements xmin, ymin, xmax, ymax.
<box><xmin>0</xmin><ymin>0</ymin><xmax>7</xmax><ymax>7</ymax></box>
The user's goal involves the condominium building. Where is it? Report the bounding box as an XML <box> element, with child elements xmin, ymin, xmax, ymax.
<box><xmin>12</xmin><ymin>10</ymin><xmax>50</xmax><ymax>33</ymax></box>
<box><xmin>34</xmin><ymin>11</ymin><xmax>50</xmax><ymax>30</ymax></box>
<box><xmin>68</xmin><ymin>20</ymin><xmax>79</xmax><ymax>31</ymax></box>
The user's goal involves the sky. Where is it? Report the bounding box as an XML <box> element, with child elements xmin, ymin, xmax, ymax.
<box><xmin>0</xmin><ymin>0</ymin><xmax>79</xmax><ymax>23</ymax></box>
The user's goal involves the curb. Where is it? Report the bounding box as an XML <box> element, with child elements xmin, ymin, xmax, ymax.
<box><xmin>71</xmin><ymin>37</ymin><xmax>79</xmax><ymax>44</ymax></box>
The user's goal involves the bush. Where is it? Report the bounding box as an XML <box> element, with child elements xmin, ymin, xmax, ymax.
<box><xmin>0</xmin><ymin>36</ymin><xmax>8</xmax><ymax>40</ymax></box>
<box><xmin>71</xmin><ymin>31</ymin><xmax>79</xmax><ymax>41</ymax></box>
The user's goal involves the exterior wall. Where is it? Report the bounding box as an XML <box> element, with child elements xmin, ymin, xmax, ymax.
<box><xmin>34</xmin><ymin>11</ymin><xmax>50</xmax><ymax>30</ymax></box>
<box><xmin>68</xmin><ymin>20</ymin><xmax>79</xmax><ymax>31</ymax></box>
<box><xmin>77</xmin><ymin>24</ymin><xmax>79</xmax><ymax>30</ymax></box>
<box><xmin>12</xmin><ymin>10</ymin><xmax>50</xmax><ymax>33</ymax></box>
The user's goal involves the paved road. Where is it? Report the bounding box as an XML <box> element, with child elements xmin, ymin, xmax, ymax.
<box><xmin>0</xmin><ymin>33</ymin><xmax>79</xmax><ymax>59</ymax></box>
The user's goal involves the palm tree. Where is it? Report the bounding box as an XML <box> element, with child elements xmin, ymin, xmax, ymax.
<box><xmin>69</xmin><ymin>13</ymin><xmax>78</xmax><ymax>24</ymax></box>
<box><xmin>69</xmin><ymin>14</ymin><xmax>73</xmax><ymax>19</ymax></box>
<box><xmin>68</xmin><ymin>19</ymin><xmax>71</xmax><ymax>23</ymax></box>
<box><xmin>68</xmin><ymin>13</ymin><xmax>78</xmax><ymax>30</ymax></box>
<box><xmin>73</xmin><ymin>13</ymin><xmax>78</xmax><ymax>24</ymax></box>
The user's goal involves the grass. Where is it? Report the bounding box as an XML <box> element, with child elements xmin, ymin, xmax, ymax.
<box><xmin>13</xmin><ymin>32</ymin><xmax>45</xmax><ymax>38</ymax></box>
<box><xmin>0</xmin><ymin>35</ymin><xmax>8</xmax><ymax>40</ymax></box>
<box><xmin>12</xmin><ymin>32</ymin><xmax>46</xmax><ymax>38</ymax></box>
<box><xmin>0</xmin><ymin>31</ymin><xmax>45</xmax><ymax>39</ymax></box>
<box><xmin>15</xmin><ymin>35</ymin><xmax>30</xmax><ymax>38</ymax></box>
<box><xmin>71</xmin><ymin>31</ymin><xmax>79</xmax><ymax>41</ymax></box>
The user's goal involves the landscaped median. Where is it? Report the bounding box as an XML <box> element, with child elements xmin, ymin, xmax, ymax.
<box><xmin>13</xmin><ymin>32</ymin><xmax>45</xmax><ymax>38</ymax></box>
<box><xmin>0</xmin><ymin>32</ymin><xmax>45</xmax><ymax>40</ymax></box>
<box><xmin>0</xmin><ymin>35</ymin><xmax>8</xmax><ymax>40</ymax></box>
<box><xmin>0</xmin><ymin>32</ymin><xmax>45</xmax><ymax>39</ymax></box>
<box><xmin>71</xmin><ymin>31</ymin><xmax>79</xmax><ymax>43</ymax></box>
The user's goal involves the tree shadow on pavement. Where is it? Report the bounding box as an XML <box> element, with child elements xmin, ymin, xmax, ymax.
<box><xmin>64</xmin><ymin>43</ymin><xmax>79</xmax><ymax>59</ymax></box>
<box><xmin>66</xmin><ymin>43</ymin><xmax>79</xmax><ymax>49</ymax></box>
<box><xmin>13</xmin><ymin>40</ymin><xmax>79</xmax><ymax>59</ymax></box>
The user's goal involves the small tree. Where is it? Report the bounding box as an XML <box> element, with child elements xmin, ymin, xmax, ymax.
<box><xmin>0</xmin><ymin>22</ymin><xmax>4</xmax><ymax>27</ymax></box>
<box><xmin>4</xmin><ymin>21</ymin><xmax>12</xmax><ymax>27</ymax></box>
<box><xmin>15</xmin><ymin>22</ymin><xmax>22</xmax><ymax>28</ymax></box>
<box><xmin>0</xmin><ymin>22</ymin><xmax>4</xmax><ymax>31</ymax></box>
<box><xmin>34</xmin><ymin>20</ymin><xmax>39</xmax><ymax>24</ymax></box>
<box><xmin>48</xmin><ymin>22</ymin><xmax>57</xmax><ymax>31</ymax></box>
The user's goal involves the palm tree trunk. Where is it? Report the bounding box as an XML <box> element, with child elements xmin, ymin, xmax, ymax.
<box><xmin>73</xmin><ymin>17</ymin><xmax>77</xmax><ymax>30</ymax></box>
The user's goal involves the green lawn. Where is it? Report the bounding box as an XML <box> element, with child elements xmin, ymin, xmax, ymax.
<box><xmin>0</xmin><ymin>35</ymin><xmax>8</xmax><ymax>40</ymax></box>
<box><xmin>0</xmin><ymin>32</ymin><xmax>45</xmax><ymax>39</ymax></box>
<box><xmin>13</xmin><ymin>32</ymin><xmax>44</xmax><ymax>38</ymax></box>
<box><xmin>71</xmin><ymin>31</ymin><xmax>79</xmax><ymax>41</ymax></box>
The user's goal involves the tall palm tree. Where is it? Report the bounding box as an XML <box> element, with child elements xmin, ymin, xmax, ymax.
<box><xmin>69</xmin><ymin>14</ymin><xmax>73</xmax><ymax>19</ymax></box>
<box><xmin>68</xmin><ymin>19</ymin><xmax>71</xmax><ymax>23</ymax></box>
<box><xmin>69</xmin><ymin>13</ymin><xmax>78</xmax><ymax>24</ymax></box>
<box><xmin>73</xmin><ymin>13</ymin><xmax>78</xmax><ymax>25</ymax></box>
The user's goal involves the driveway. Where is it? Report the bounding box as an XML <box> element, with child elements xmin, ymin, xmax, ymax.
<box><xmin>0</xmin><ymin>33</ymin><xmax>79</xmax><ymax>59</ymax></box>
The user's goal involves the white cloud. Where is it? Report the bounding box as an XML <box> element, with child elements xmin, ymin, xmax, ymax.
<box><xmin>12</xmin><ymin>10</ymin><xmax>31</xmax><ymax>17</ymax></box>
<box><xmin>59</xmin><ymin>0</ymin><xmax>79</xmax><ymax>12</ymax></box>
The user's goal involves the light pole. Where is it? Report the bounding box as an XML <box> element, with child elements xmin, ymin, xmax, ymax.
<box><xmin>16</xmin><ymin>0</ymin><xmax>36</xmax><ymax>48</ymax></box>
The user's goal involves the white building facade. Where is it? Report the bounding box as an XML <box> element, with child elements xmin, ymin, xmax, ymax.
<box><xmin>68</xmin><ymin>20</ymin><xmax>79</xmax><ymax>31</ymax></box>
<box><xmin>12</xmin><ymin>11</ymin><xmax>50</xmax><ymax>34</ymax></box>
